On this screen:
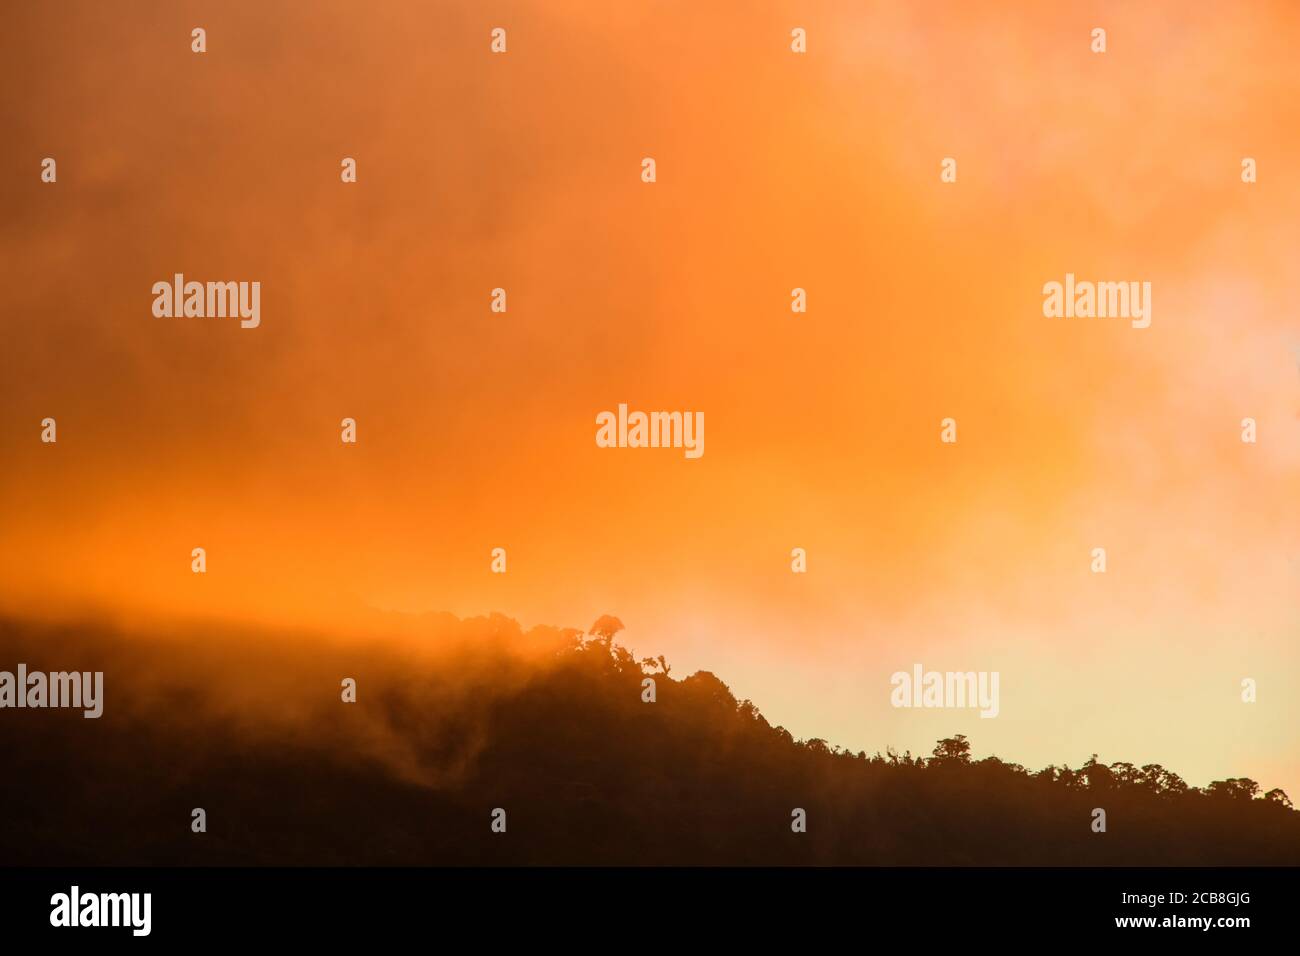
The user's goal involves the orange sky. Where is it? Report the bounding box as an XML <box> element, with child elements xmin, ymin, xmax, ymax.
<box><xmin>2</xmin><ymin>1</ymin><xmax>1298</xmax><ymax>796</ymax></box>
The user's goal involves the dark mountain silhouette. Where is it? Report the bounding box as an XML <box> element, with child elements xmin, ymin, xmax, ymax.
<box><xmin>1</xmin><ymin>612</ymin><xmax>1296</xmax><ymax>865</ymax></box>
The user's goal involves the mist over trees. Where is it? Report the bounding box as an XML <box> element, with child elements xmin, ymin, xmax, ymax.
<box><xmin>1</xmin><ymin>613</ymin><xmax>1295</xmax><ymax>865</ymax></box>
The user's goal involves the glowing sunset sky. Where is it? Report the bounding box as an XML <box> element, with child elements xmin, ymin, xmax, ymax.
<box><xmin>1</xmin><ymin>1</ymin><xmax>1297</xmax><ymax>797</ymax></box>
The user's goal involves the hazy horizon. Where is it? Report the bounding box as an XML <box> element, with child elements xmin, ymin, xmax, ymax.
<box><xmin>2</xmin><ymin>1</ymin><xmax>1297</xmax><ymax>803</ymax></box>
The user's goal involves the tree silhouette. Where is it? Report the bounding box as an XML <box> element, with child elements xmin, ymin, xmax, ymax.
<box><xmin>1264</xmin><ymin>788</ymin><xmax>1294</xmax><ymax>808</ymax></box>
<box><xmin>0</xmin><ymin>612</ymin><xmax>1296</xmax><ymax>866</ymax></box>
<box><xmin>932</xmin><ymin>735</ymin><xmax>972</xmax><ymax>764</ymax></box>
<box><xmin>1208</xmin><ymin>778</ymin><xmax>1261</xmax><ymax>801</ymax></box>
<box><xmin>588</xmin><ymin>615</ymin><xmax>625</xmax><ymax>645</ymax></box>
